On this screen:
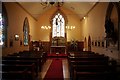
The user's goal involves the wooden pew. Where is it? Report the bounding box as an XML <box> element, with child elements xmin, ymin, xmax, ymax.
<box><xmin>2</xmin><ymin>59</ymin><xmax>38</xmax><ymax>76</ymax></box>
<box><xmin>2</xmin><ymin>54</ymin><xmax>42</xmax><ymax>72</ymax></box>
<box><xmin>1</xmin><ymin>51</ymin><xmax>47</xmax><ymax>80</ymax></box>
<box><xmin>1</xmin><ymin>63</ymin><xmax>36</xmax><ymax>80</ymax></box>
<box><xmin>72</xmin><ymin>64</ymin><xmax>117</xmax><ymax>80</ymax></box>
<box><xmin>68</xmin><ymin>51</ymin><xmax>95</xmax><ymax>56</ymax></box>
<box><xmin>74</xmin><ymin>71</ymin><xmax>112</xmax><ymax>80</ymax></box>
<box><xmin>3</xmin><ymin>51</ymin><xmax>47</xmax><ymax>71</ymax></box>
<box><xmin>68</xmin><ymin>51</ymin><xmax>117</xmax><ymax>80</ymax></box>
<box><xmin>68</xmin><ymin>56</ymin><xmax>109</xmax><ymax>63</ymax></box>
<box><xmin>68</xmin><ymin>51</ymin><xmax>103</xmax><ymax>57</ymax></box>
<box><xmin>70</xmin><ymin>60</ymin><xmax>108</xmax><ymax>65</ymax></box>
<box><xmin>1</xmin><ymin>71</ymin><xmax>34</xmax><ymax>80</ymax></box>
<box><xmin>73</xmin><ymin>65</ymin><xmax>109</xmax><ymax>72</ymax></box>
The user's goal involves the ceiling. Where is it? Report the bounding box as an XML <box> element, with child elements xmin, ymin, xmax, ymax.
<box><xmin>18</xmin><ymin>2</ymin><xmax>96</xmax><ymax>20</ymax></box>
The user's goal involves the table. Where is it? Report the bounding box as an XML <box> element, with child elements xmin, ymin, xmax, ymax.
<box><xmin>50</xmin><ymin>46</ymin><xmax>66</xmax><ymax>54</ymax></box>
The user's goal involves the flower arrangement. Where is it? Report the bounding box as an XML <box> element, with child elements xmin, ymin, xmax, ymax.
<box><xmin>70</xmin><ymin>39</ymin><xmax>78</xmax><ymax>51</ymax></box>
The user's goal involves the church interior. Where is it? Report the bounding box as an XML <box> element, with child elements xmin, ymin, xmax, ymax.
<box><xmin>0</xmin><ymin>1</ymin><xmax>120</xmax><ymax>80</ymax></box>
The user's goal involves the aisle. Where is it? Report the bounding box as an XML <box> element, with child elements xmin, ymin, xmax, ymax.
<box><xmin>44</xmin><ymin>58</ymin><xmax>64</xmax><ymax>80</ymax></box>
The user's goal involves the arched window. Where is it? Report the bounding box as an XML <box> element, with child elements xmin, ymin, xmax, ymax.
<box><xmin>23</xmin><ymin>17</ymin><xmax>29</xmax><ymax>46</ymax></box>
<box><xmin>52</xmin><ymin>13</ymin><xmax>65</xmax><ymax>38</ymax></box>
<box><xmin>0</xmin><ymin>13</ymin><xmax>3</xmax><ymax>45</ymax></box>
<box><xmin>0</xmin><ymin>3</ymin><xmax>8</xmax><ymax>47</ymax></box>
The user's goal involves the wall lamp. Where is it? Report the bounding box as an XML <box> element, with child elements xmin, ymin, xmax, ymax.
<box><xmin>41</xmin><ymin>26</ymin><xmax>51</xmax><ymax>29</ymax></box>
<box><xmin>66</xmin><ymin>26</ymin><xmax>75</xmax><ymax>30</ymax></box>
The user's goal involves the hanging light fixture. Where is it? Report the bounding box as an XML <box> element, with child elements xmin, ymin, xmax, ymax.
<box><xmin>49</xmin><ymin>2</ymin><xmax>55</xmax><ymax>5</ymax></box>
<box><xmin>41</xmin><ymin>0</ymin><xmax>64</xmax><ymax>7</ymax></box>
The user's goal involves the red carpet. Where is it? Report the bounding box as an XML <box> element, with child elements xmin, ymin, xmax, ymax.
<box><xmin>44</xmin><ymin>58</ymin><xmax>64</xmax><ymax>80</ymax></box>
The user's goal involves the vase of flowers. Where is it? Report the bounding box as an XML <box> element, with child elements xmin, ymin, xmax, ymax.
<box><xmin>70</xmin><ymin>40</ymin><xmax>78</xmax><ymax>51</ymax></box>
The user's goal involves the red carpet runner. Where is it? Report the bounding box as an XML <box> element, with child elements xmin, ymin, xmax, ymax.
<box><xmin>44</xmin><ymin>58</ymin><xmax>64</xmax><ymax>80</ymax></box>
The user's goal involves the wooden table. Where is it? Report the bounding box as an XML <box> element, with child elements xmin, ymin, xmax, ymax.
<box><xmin>50</xmin><ymin>46</ymin><xmax>66</xmax><ymax>54</ymax></box>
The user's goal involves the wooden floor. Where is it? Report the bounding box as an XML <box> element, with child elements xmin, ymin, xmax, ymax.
<box><xmin>39</xmin><ymin>58</ymin><xmax>70</xmax><ymax>80</ymax></box>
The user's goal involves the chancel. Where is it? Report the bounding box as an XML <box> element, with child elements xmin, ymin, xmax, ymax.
<box><xmin>1</xmin><ymin>1</ymin><xmax>120</xmax><ymax>80</ymax></box>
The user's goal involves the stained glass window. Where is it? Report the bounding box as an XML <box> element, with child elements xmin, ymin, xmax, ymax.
<box><xmin>52</xmin><ymin>13</ymin><xmax>65</xmax><ymax>38</ymax></box>
<box><xmin>1</xmin><ymin>3</ymin><xmax>8</xmax><ymax>47</ymax></box>
<box><xmin>23</xmin><ymin>17</ymin><xmax>29</xmax><ymax>46</ymax></box>
<box><xmin>0</xmin><ymin>13</ymin><xmax>3</xmax><ymax>45</ymax></box>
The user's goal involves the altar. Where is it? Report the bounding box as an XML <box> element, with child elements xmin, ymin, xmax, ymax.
<box><xmin>50</xmin><ymin>46</ymin><xmax>66</xmax><ymax>54</ymax></box>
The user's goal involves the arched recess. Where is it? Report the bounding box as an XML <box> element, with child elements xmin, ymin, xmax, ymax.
<box><xmin>105</xmin><ymin>2</ymin><xmax>120</xmax><ymax>50</ymax></box>
<box><xmin>88</xmin><ymin>36</ymin><xmax>91</xmax><ymax>51</ymax></box>
<box><xmin>1</xmin><ymin>3</ymin><xmax>8</xmax><ymax>47</ymax></box>
<box><xmin>23</xmin><ymin>17</ymin><xmax>30</xmax><ymax>46</ymax></box>
<box><xmin>50</xmin><ymin>8</ymin><xmax>68</xmax><ymax>47</ymax></box>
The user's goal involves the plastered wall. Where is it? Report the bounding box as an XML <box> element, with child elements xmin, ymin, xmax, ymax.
<box><xmin>36</xmin><ymin>6</ymin><xmax>82</xmax><ymax>42</ymax></box>
<box><xmin>2</xmin><ymin>2</ymin><xmax>83</xmax><ymax>56</ymax></box>
<box><xmin>2</xmin><ymin>3</ymin><xmax>37</xmax><ymax>56</ymax></box>
<box><xmin>82</xmin><ymin>2</ymin><xmax>119</xmax><ymax>60</ymax></box>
